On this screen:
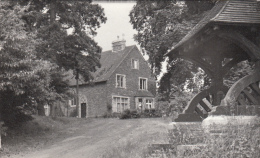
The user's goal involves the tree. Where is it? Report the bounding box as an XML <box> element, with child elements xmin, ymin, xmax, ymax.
<box><xmin>18</xmin><ymin>0</ymin><xmax>107</xmax><ymax>116</ymax></box>
<box><xmin>0</xmin><ymin>2</ymin><xmax>55</xmax><ymax>126</ymax></box>
<box><xmin>0</xmin><ymin>0</ymin><xmax>106</xmax><ymax>126</ymax></box>
<box><xmin>130</xmin><ymin>0</ymin><xmax>214</xmax><ymax>76</ymax></box>
<box><xmin>130</xmin><ymin>0</ymin><xmax>254</xmax><ymax>106</ymax></box>
<box><xmin>130</xmin><ymin>0</ymin><xmax>215</xmax><ymax>103</ymax></box>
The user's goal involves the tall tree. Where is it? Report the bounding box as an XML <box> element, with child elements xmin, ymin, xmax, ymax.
<box><xmin>130</xmin><ymin>0</ymin><xmax>214</xmax><ymax>76</ymax></box>
<box><xmin>0</xmin><ymin>0</ymin><xmax>106</xmax><ymax>126</ymax></box>
<box><xmin>0</xmin><ymin>2</ymin><xmax>56</xmax><ymax>126</ymax></box>
<box><xmin>14</xmin><ymin>0</ymin><xmax>106</xmax><ymax>116</ymax></box>
<box><xmin>130</xmin><ymin>0</ymin><xmax>215</xmax><ymax>102</ymax></box>
<box><xmin>19</xmin><ymin>0</ymin><xmax>107</xmax><ymax>116</ymax></box>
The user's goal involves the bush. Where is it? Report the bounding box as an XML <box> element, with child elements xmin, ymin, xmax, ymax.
<box><xmin>119</xmin><ymin>109</ymin><xmax>140</xmax><ymax>119</ymax></box>
<box><xmin>102</xmin><ymin>112</ymin><xmax>119</xmax><ymax>118</ymax></box>
<box><xmin>119</xmin><ymin>109</ymin><xmax>162</xmax><ymax>119</ymax></box>
<box><xmin>141</xmin><ymin>109</ymin><xmax>162</xmax><ymax>118</ymax></box>
<box><xmin>169</xmin><ymin>117</ymin><xmax>260</xmax><ymax>157</ymax></box>
<box><xmin>119</xmin><ymin>109</ymin><xmax>131</xmax><ymax>119</ymax></box>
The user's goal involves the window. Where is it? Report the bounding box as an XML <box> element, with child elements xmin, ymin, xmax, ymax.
<box><xmin>146</xmin><ymin>99</ymin><xmax>153</xmax><ymax>109</ymax></box>
<box><xmin>116</xmin><ymin>74</ymin><xmax>126</xmax><ymax>88</ymax></box>
<box><xmin>112</xmin><ymin>96</ymin><xmax>129</xmax><ymax>112</ymax></box>
<box><xmin>139</xmin><ymin>78</ymin><xmax>147</xmax><ymax>90</ymax></box>
<box><xmin>69</xmin><ymin>97</ymin><xmax>76</xmax><ymax>107</ymax></box>
<box><xmin>131</xmin><ymin>59</ymin><xmax>139</xmax><ymax>69</ymax></box>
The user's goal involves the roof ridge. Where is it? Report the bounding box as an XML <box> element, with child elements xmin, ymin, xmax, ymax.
<box><xmin>211</xmin><ymin>0</ymin><xmax>230</xmax><ymax>21</ymax></box>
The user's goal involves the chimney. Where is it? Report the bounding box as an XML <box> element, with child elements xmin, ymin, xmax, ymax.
<box><xmin>112</xmin><ymin>35</ymin><xmax>126</xmax><ymax>52</ymax></box>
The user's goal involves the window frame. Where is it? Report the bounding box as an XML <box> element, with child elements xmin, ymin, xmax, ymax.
<box><xmin>145</xmin><ymin>99</ymin><xmax>154</xmax><ymax>109</ymax></box>
<box><xmin>139</xmin><ymin>77</ymin><xmax>148</xmax><ymax>90</ymax></box>
<box><xmin>131</xmin><ymin>58</ymin><xmax>139</xmax><ymax>70</ymax></box>
<box><xmin>69</xmin><ymin>97</ymin><xmax>76</xmax><ymax>107</ymax></box>
<box><xmin>112</xmin><ymin>95</ymin><xmax>130</xmax><ymax>113</ymax></box>
<box><xmin>116</xmin><ymin>74</ymin><xmax>126</xmax><ymax>88</ymax></box>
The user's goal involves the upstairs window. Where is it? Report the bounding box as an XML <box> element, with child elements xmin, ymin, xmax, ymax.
<box><xmin>116</xmin><ymin>74</ymin><xmax>126</xmax><ymax>88</ymax></box>
<box><xmin>131</xmin><ymin>59</ymin><xmax>139</xmax><ymax>69</ymax></box>
<box><xmin>139</xmin><ymin>78</ymin><xmax>147</xmax><ymax>90</ymax></box>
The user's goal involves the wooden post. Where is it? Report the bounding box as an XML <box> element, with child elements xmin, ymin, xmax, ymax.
<box><xmin>211</xmin><ymin>54</ymin><xmax>224</xmax><ymax>106</ymax></box>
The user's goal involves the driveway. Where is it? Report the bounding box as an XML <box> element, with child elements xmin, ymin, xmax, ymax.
<box><xmin>10</xmin><ymin>118</ymin><xmax>169</xmax><ymax>158</ymax></box>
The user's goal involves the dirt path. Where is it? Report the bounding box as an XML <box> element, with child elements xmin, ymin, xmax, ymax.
<box><xmin>10</xmin><ymin>118</ymin><xmax>169</xmax><ymax>158</ymax></box>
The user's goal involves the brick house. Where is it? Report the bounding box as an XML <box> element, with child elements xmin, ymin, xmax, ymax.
<box><xmin>67</xmin><ymin>38</ymin><xmax>156</xmax><ymax>118</ymax></box>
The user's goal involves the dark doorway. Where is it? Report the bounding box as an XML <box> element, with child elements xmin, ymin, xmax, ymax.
<box><xmin>81</xmin><ymin>103</ymin><xmax>86</xmax><ymax>118</ymax></box>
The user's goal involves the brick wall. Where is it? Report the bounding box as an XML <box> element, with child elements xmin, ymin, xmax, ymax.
<box><xmin>106</xmin><ymin>46</ymin><xmax>156</xmax><ymax>110</ymax></box>
<box><xmin>71</xmin><ymin>46</ymin><xmax>156</xmax><ymax>117</ymax></box>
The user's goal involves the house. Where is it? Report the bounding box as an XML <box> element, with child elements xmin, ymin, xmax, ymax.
<box><xmin>67</xmin><ymin>38</ymin><xmax>156</xmax><ymax>118</ymax></box>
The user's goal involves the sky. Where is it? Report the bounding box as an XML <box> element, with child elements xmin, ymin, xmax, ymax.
<box><xmin>93</xmin><ymin>2</ymin><xmax>138</xmax><ymax>51</ymax></box>
<box><xmin>92</xmin><ymin>1</ymin><xmax>166</xmax><ymax>78</ymax></box>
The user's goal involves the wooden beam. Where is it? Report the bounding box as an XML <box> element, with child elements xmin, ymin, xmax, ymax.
<box><xmin>199</xmin><ymin>100</ymin><xmax>212</xmax><ymax>112</ymax></box>
<box><xmin>221</xmin><ymin>72</ymin><xmax>260</xmax><ymax>106</ymax></box>
<box><xmin>195</xmin><ymin>107</ymin><xmax>204</xmax><ymax>118</ymax></box>
<box><xmin>237</xmin><ymin>94</ymin><xmax>247</xmax><ymax>105</ymax></box>
<box><xmin>242</xmin><ymin>89</ymin><xmax>259</xmax><ymax>105</ymax></box>
<box><xmin>249</xmin><ymin>83</ymin><xmax>260</xmax><ymax>95</ymax></box>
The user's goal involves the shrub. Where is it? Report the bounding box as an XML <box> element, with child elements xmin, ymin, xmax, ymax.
<box><xmin>169</xmin><ymin>117</ymin><xmax>260</xmax><ymax>157</ymax></box>
<box><xmin>140</xmin><ymin>109</ymin><xmax>162</xmax><ymax>118</ymax></box>
<box><xmin>119</xmin><ymin>109</ymin><xmax>162</xmax><ymax>119</ymax></box>
<box><xmin>119</xmin><ymin>109</ymin><xmax>131</xmax><ymax>119</ymax></box>
<box><xmin>102</xmin><ymin>112</ymin><xmax>118</xmax><ymax>118</ymax></box>
<box><xmin>119</xmin><ymin>109</ymin><xmax>140</xmax><ymax>119</ymax></box>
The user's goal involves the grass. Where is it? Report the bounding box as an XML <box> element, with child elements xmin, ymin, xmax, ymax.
<box><xmin>0</xmin><ymin>115</ymin><xmax>93</xmax><ymax>157</ymax></box>
<box><xmin>168</xmin><ymin>117</ymin><xmax>260</xmax><ymax>158</ymax></box>
<box><xmin>101</xmin><ymin>118</ymin><xmax>170</xmax><ymax>158</ymax></box>
<box><xmin>0</xmin><ymin>116</ymin><xmax>171</xmax><ymax>158</ymax></box>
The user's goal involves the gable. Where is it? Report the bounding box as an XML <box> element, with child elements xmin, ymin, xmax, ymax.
<box><xmin>94</xmin><ymin>45</ymin><xmax>136</xmax><ymax>82</ymax></box>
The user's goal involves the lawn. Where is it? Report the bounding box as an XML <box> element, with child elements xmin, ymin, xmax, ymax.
<box><xmin>0</xmin><ymin>116</ymin><xmax>170</xmax><ymax>158</ymax></box>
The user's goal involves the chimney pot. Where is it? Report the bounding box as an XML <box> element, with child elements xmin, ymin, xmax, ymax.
<box><xmin>112</xmin><ymin>36</ymin><xmax>126</xmax><ymax>52</ymax></box>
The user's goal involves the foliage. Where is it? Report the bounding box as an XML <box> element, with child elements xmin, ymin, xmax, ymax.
<box><xmin>0</xmin><ymin>0</ymin><xmax>106</xmax><ymax>126</ymax></box>
<box><xmin>168</xmin><ymin>118</ymin><xmax>260</xmax><ymax>157</ymax></box>
<box><xmin>119</xmin><ymin>109</ymin><xmax>162</xmax><ymax>119</ymax></box>
<box><xmin>18</xmin><ymin>0</ymin><xmax>107</xmax><ymax>81</ymax></box>
<box><xmin>0</xmin><ymin>2</ymin><xmax>52</xmax><ymax>125</ymax></box>
<box><xmin>119</xmin><ymin>109</ymin><xmax>133</xmax><ymax>119</ymax></box>
<box><xmin>224</xmin><ymin>60</ymin><xmax>254</xmax><ymax>87</ymax></box>
<box><xmin>130</xmin><ymin>0</ymin><xmax>215</xmax><ymax>76</ymax></box>
<box><xmin>141</xmin><ymin>109</ymin><xmax>162</xmax><ymax>118</ymax></box>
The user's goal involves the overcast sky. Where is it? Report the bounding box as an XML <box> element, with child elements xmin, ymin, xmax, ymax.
<box><xmin>93</xmin><ymin>2</ymin><xmax>138</xmax><ymax>51</ymax></box>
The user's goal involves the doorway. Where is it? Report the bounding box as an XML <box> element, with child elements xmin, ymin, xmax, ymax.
<box><xmin>81</xmin><ymin>103</ymin><xmax>86</xmax><ymax>118</ymax></box>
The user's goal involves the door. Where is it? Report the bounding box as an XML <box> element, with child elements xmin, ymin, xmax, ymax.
<box><xmin>81</xmin><ymin>103</ymin><xmax>86</xmax><ymax>118</ymax></box>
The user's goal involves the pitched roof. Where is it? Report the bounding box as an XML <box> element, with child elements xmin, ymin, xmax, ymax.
<box><xmin>167</xmin><ymin>0</ymin><xmax>260</xmax><ymax>55</ymax></box>
<box><xmin>212</xmin><ymin>0</ymin><xmax>260</xmax><ymax>24</ymax></box>
<box><xmin>68</xmin><ymin>45</ymin><xmax>137</xmax><ymax>85</ymax></box>
<box><xmin>94</xmin><ymin>45</ymin><xmax>136</xmax><ymax>82</ymax></box>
